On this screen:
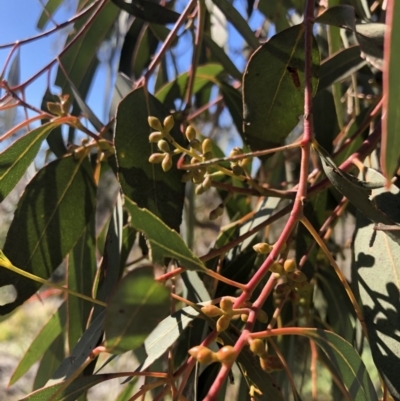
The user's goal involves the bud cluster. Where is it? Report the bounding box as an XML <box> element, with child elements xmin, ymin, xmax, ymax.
<box><xmin>147</xmin><ymin>115</ymin><xmax>176</xmax><ymax>172</ymax></box>
<box><xmin>201</xmin><ymin>297</ymin><xmax>269</xmax><ymax>332</ymax></box>
<box><xmin>188</xmin><ymin>345</ymin><xmax>237</xmax><ymax>365</ymax></box>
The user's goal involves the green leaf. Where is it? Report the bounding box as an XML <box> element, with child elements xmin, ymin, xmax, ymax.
<box><xmin>41</xmin><ymin>90</ymin><xmax>68</xmax><ymax>157</ymax></box>
<box><xmin>37</xmin><ymin>0</ymin><xmax>63</xmax><ymax>30</ymax></box>
<box><xmin>318</xmin><ymin>46</ymin><xmax>366</xmax><ymax>92</ymax></box>
<box><xmin>381</xmin><ymin>1</ymin><xmax>400</xmax><ymax>181</ymax></box>
<box><xmin>67</xmin><ymin>222</ymin><xmax>97</xmax><ymax>349</ymax></box>
<box><xmin>114</xmin><ymin>87</ymin><xmax>185</xmax><ymax>231</ymax></box>
<box><xmin>138</xmin><ymin>304</ymin><xmax>201</xmax><ymax>371</ymax></box>
<box><xmin>212</xmin><ymin>0</ymin><xmax>259</xmax><ymax>49</ymax></box>
<box><xmin>155</xmin><ymin>63</ymin><xmax>224</xmax><ymax>105</ymax></box>
<box><xmin>298</xmin><ymin>329</ymin><xmax>378</xmax><ymax>401</ymax></box>
<box><xmin>104</xmin><ymin>266</ymin><xmax>170</xmax><ymax>354</ymax></box>
<box><xmin>219</xmin><ymin>81</ymin><xmax>244</xmax><ymax>136</ymax></box>
<box><xmin>21</xmin><ymin>374</ymin><xmax>119</xmax><ymax>401</ymax></box>
<box><xmin>111</xmin><ymin>0</ymin><xmax>180</xmax><ymax>24</ymax></box>
<box><xmin>51</xmin><ymin>310</ymin><xmax>105</xmax><ymax>382</ymax></box>
<box><xmin>93</xmin><ymin>194</ymin><xmax>123</xmax><ymax>317</ymax></box>
<box><xmin>243</xmin><ymin>24</ymin><xmax>320</xmax><ymax>152</ymax></box>
<box><xmin>110</xmin><ymin>73</ymin><xmax>134</xmax><ymax>118</ymax></box>
<box><xmin>33</xmin><ymin>334</ymin><xmax>65</xmax><ymax>390</ymax></box>
<box><xmin>203</xmin><ymin>34</ymin><xmax>242</xmax><ymax>81</ymax></box>
<box><xmin>353</xmin><ymin>168</ymin><xmax>400</xmax><ymax>400</ymax></box>
<box><xmin>257</xmin><ymin>0</ymin><xmax>290</xmax><ymax>32</ymax></box>
<box><xmin>0</xmin><ymin>120</ymin><xmax>63</xmax><ymax>202</ymax></box>
<box><xmin>124</xmin><ymin>198</ymin><xmax>208</xmax><ymax>272</ymax></box>
<box><xmin>315</xmin><ymin>144</ymin><xmax>400</xmax><ymax>244</ymax></box>
<box><xmin>0</xmin><ymin>155</ymin><xmax>96</xmax><ymax>315</ymax></box>
<box><xmin>9</xmin><ymin>303</ymin><xmax>66</xmax><ymax>385</ymax></box>
<box><xmin>55</xmin><ymin>2</ymin><xmax>119</xmax><ymax>100</ymax></box>
<box><xmin>315</xmin><ymin>5</ymin><xmax>356</xmax><ymax>30</ymax></box>
<box><xmin>355</xmin><ymin>23</ymin><xmax>384</xmax><ymax>70</ymax></box>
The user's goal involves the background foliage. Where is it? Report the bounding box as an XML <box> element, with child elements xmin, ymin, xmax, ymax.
<box><xmin>0</xmin><ymin>0</ymin><xmax>400</xmax><ymax>400</ymax></box>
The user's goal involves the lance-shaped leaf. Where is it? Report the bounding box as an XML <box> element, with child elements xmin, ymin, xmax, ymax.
<box><xmin>115</xmin><ymin>87</ymin><xmax>185</xmax><ymax>231</ymax></box>
<box><xmin>104</xmin><ymin>266</ymin><xmax>170</xmax><ymax>354</ymax></box>
<box><xmin>9</xmin><ymin>303</ymin><xmax>67</xmax><ymax>386</ymax></box>
<box><xmin>155</xmin><ymin>63</ymin><xmax>224</xmax><ymax>106</ymax></box>
<box><xmin>296</xmin><ymin>329</ymin><xmax>378</xmax><ymax>401</ymax></box>
<box><xmin>0</xmin><ymin>155</ymin><xmax>96</xmax><ymax>315</ymax></box>
<box><xmin>55</xmin><ymin>1</ymin><xmax>119</xmax><ymax>100</ymax></box>
<box><xmin>124</xmin><ymin>198</ymin><xmax>207</xmax><ymax>272</ymax></box>
<box><xmin>381</xmin><ymin>0</ymin><xmax>400</xmax><ymax>181</ymax></box>
<box><xmin>50</xmin><ymin>310</ymin><xmax>105</xmax><ymax>383</ymax></box>
<box><xmin>0</xmin><ymin>119</ymin><xmax>65</xmax><ymax>202</ymax></box>
<box><xmin>21</xmin><ymin>373</ymin><xmax>126</xmax><ymax>401</ymax></box>
<box><xmin>352</xmin><ymin>168</ymin><xmax>400</xmax><ymax>401</ymax></box>
<box><xmin>67</xmin><ymin>221</ymin><xmax>97</xmax><ymax>350</ymax></box>
<box><xmin>243</xmin><ymin>24</ymin><xmax>320</xmax><ymax>152</ymax></box>
<box><xmin>111</xmin><ymin>0</ymin><xmax>180</xmax><ymax>24</ymax></box>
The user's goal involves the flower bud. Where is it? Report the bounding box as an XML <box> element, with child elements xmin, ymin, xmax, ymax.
<box><xmin>248</xmin><ymin>339</ymin><xmax>266</xmax><ymax>356</ymax></box>
<box><xmin>149</xmin><ymin>132</ymin><xmax>163</xmax><ymax>143</ymax></box>
<box><xmin>241</xmin><ymin>313</ymin><xmax>248</xmax><ymax>322</ymax></box>
<box><xmin>253</xmin><ymin>243</ymin><xmax>273</xmax><ymax>254</ymax></box>
<box><xmin>162</xmin><ymin>154</ymin><xmax>173</xmax><ymax>172</ymax></box>
<box><xmin>97</xmin><ymin>139</ymin><xmax>111</xmax><ymax>151</ymax></box>
<box><xmin>232</xmin><ymin>165</ymin><xmax>244</xmax><ymax>176</ymax></box>
<box><xmin>202</xmin><ymin>138</ymin><xmax>212</xmax><ymax>154</ymax></box>
<box><xmin>202</xmin><ymin>176</ymin><xmax>212</xmax><ymax>190</ymax></box>
<box><xmin>193</xmin><ymin>170</ymin><xmax>205</xmax><ymax>184</ymax></box>
<box><xmin>216</xmin><ymin>315</ymin><xmax>231</xmax><ymax>332</ymax></box>
<box><xmin>229</xmin><ymin>147</ymin><xmax>243</xmax><ymax>157</ymax></box>
<box><xmin>220</xmin><ymin>297</ymin><xmax>234</xmax><ymax>312</ymax></box>
<box><xmin>283</xmin><ymin>259</ymin><xmax>296</xmax><ymax>273</ymax></box>
<box><xmin>201</xmin><ymin>304</ymin><xmax>223</xmax><ymax>317</ymax></box>
<box><xmin>216</xmin><ymin>346</ymin><xmax>237</xmax><ymax>364</ymax></box>
<box><xmin>256</xmin><ymin>310</ymin><xmax>268</xmax><ymax>323</ymax></box>
<box><xmin>148</xmin><ymin>116</ymin><xmax>163</xmax><ymax>131</ymax></box>
<box><xmin>239</xmin><ymin>157</ymin><xmax>251</xmax><ymax>167</ymax></box>
<box><xmin>158</xmin><ymin>139</ymin><xmax>170</xmax><ymax>153</ymax></box>
<box><xmin>202</xmin><ymin>151</ymin><xmax>213</xmax><ymax>161</ymax></box>
<box><xmin>209</xmin><ymin>204</ymin><xmax>224</xmax><ymax>220</ymax></box>
<box><xmin>185</xmin><ymin>126</ymin><xmax>196</xmax><ymax>141</ymax></box>
<box><xmin>189</xmin><ymin>139</ymin><xmax>202</xmax><ymax>151</ymax></box>
<box><xmin>188</xmin><ymin>346</ymin><xmax>217</xmax><ymax>364</ymax></box>
<box><xmin>288</xmin><ymin>270</ymin><xmax>307</xmax><ymax>283</ymax></box>
<box><xmin>149</xmin><ymin>153</ymin><xmax>165</xmax><ymax>164</ymax></box>
<box><xmin>163</xmin><ymin>115</ymin><xmax>174</xmax><ymax>132</ymax></box>
<box><xmin>275</xmin><ymin>283</ymin><xmax>291</xmax><ymax>296</ymax></box>
<box><xmin>269</xmin><ymin>262</ymin><xmax>284</xmax><ymax>275</ymax></box>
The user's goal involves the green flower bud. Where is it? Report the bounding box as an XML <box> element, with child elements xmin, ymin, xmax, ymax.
<box><xmin>163</xmin><ymin>115</ymin><xmax>174</xmax><ymax>132</ymax></box>
<box><xmin>216</xmin><ymin>346</ymin><xmax>237</xmax><ymax>364</ymax></box>
<box><xmin>202</xmin><ymin>138</ymin><xmax>212</xmax><ymax>154</ymax></box>
<box><xmin>189</xmin><ymin>139</ymin><xmax>202</xmax><ymax>151</ymax></box>
<box><xmin>158</xmin><ymin>139</ymin><xmax>170</xmax><ymax>153</ymax></box>
<box><xmin>209</xmin><ymin>204</ymin><xmax>224</xmax><ymax>220</ymax></box>
<box><xmin>162</xmin><ymin>154</ymin><xmax>173</xmax><ymax>172</ymax></box>
<box><xmin>248</xmin><ymin>339</ymin><xmax>266</xmax><ymax>356</ymax></box>
<box><xmin>283</xmin><ymin>259</ymin><xmax>297</xmax><ymax>273</ymax></box>
<box><xmin>185</xmin><ymin>126</ymin><xmax>196</xmax><ymax>141</ymax></box>
<box><xmin>253</xmin><ymin>243</ymin><xmax>273</xmax><ymax>254</ymax></box>
<box><xmin>216</xmin><ymin>315</ymin><xmax>231</xmax><ymax>332</ymax></box>
<box><xmin>201</xmin><ymin>304</ymin><xmax>223</xmax><ymax>317</ymax></box>
<box><xmin>148</xmin><ymin>153</ymin><xmax>165</xmax><ymax>164</ymax></box>
<box><xmin>189</xmin><ymin>346</ymin><xmax>217</xmax><ymax>364</ymax></box>
<box><xmin>149</xmin><ymin>132</ymin><xmax>163</xmax><ymax>143</ymax></box>
<box><xmin>148</xmin><ymin>116</ymin><xmax>163</xmax><ymax>131</ymax></box>
<box><xmin>269</xmin><ymin>262</ymin><xmax>284</xmax><ymax>275</ymax></box>
<box><xmin>287</xmin><ymin>270</ymin><xmax>307</xmax><ymax>283</ymax></box>
<box><xmin>232</xmin><ymin>165</ymin><xmax>244</xmax><ymax>176</ymax></box>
